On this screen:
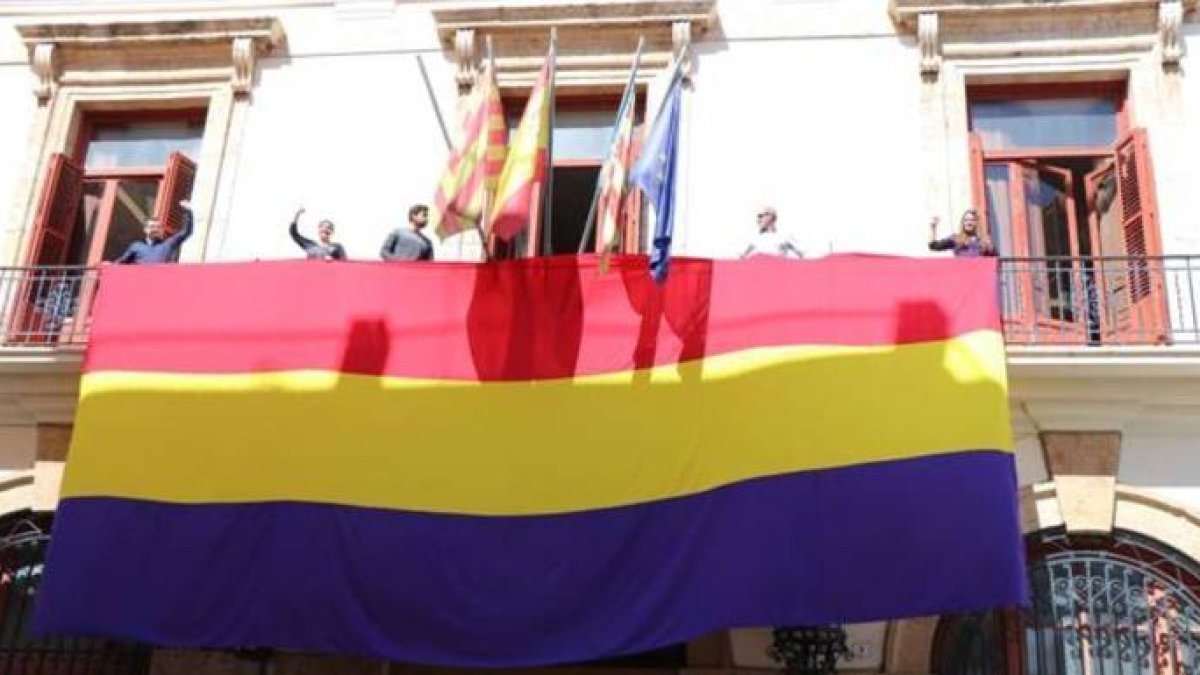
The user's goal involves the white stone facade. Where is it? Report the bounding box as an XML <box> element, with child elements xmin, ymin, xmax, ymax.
<box><xmin>2</xmin><ymin>1</ymin><xmax>1200</xmax><ymax>673</ymax></box>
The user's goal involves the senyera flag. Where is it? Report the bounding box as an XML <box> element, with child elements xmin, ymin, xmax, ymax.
<box><xmin>34</xmin><ymin>254</ymin><xmax>1025</xmax><ymax>667</ymax></box>
<box><xmin>430</xmin><ymin>63</ymin><xmax>507</xmax><ymax>239</ymax></box>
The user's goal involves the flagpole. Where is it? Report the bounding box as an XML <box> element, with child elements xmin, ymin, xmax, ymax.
<box><xmin>540</xmin><ymin>29</ymin><xmax>557</xmax><ymax>257</ymax></box>
<box><xmin>416</xmin><ymin>53</ymin><xmax>453</xmax><ymax>152</ymax></box>
<box><xmin>476</xmin><ymin>36</ymin><xmax>496</xmax><ymax>263</ymax></box>
<box><xmin>578</xmin><ymin>36</ymin><xmax>644</xmax><ymax>256</ymax></box>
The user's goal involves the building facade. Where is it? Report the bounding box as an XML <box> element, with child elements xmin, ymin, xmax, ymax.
<box><xmin>3</xmin><ymin>0</ymin><xmax>1200</xmax><ymax>673</ymax></box>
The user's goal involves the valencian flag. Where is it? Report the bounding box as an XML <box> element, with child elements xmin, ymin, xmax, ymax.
<box><xmin>595</xmin><ymin>46</ymin><xmax>641</xmax><ymax>255</ymax></box>
<box><xmin>630</xmin><ymin>66</ymin><xmax>683</xmax><ymax>283</ymax></box>
<box><xmin>489</xmin><ymin>43</ymin><xmax>554</xmax><ymax>241</ymax></box>
<box><xmin>35</xmin><ymin>254</ymin><xmax>1026</xmax><ymax>667</ymax></box>
<box><xmin>430</xmin><ymin>63</ymin><xmax>508</xmax><ymax>238</ymax></box>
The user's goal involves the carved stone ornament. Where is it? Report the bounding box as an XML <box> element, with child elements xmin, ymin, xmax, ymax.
<box><xmin>917</xmin><ymin>13</ymin><xmax>940</xmax><ymax>77</ymax></box>
<box><xmin>231</xmin><ymin>37</ymin><xmax>255</xmax><ymax>97</ymax></box>
<box><xmin>1160</xmin><ymin>0</ymin><xmax>1184</xmax><ymax>67</ymax></box>
<box><xmin>30</xmin><ymin>42</ymin><xmax>57</xmax><ymax>104</ymax></box>
<box><xmin>455</xmin><ymin>28</ymin><xmax>478</xmax><ymax>94</ymax></box>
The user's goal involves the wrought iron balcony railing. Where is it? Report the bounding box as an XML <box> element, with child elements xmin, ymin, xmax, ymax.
<box><xmin>999</xmin><ymin>256</ymin><xmax>1200</xmax><ymax>346</ymax></box>
<box><xmin>0</xmin><ymin>266</ymin><xmax>98</xmax><ymax>347</ymax></box>
<box><xmin>0</xmin><ymin>258</ymin><xmax>1194</xmax><ymax>350</ymax></box>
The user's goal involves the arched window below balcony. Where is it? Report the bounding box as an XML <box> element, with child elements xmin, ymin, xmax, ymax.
<box><xmin>934</xmin><ymin>530</ymin><xmax>1200</xmax><ymax>675</ymax></box>
<box><xmin>0</xmin><ymin>512</ymin><xmax>151</xmax><ymax>675</ymax></box>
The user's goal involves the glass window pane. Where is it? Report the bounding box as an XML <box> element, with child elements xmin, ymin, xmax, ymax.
<box><xmin>970</xmin><ymin>98</ymin><xmax>1117</xmax><ymax>150</ymax></box>
<box><xmin>507</xmin><ymin>108</ymin><xmax>618</xmax><ymax>162</ymax></box>
<box><xmin>101</xmin><ymin>179</ymin><xmax>160</xmax><ymax>261</ymax></box>
<box><xmin>84</xmin><ymin>119</ymin><xmax>204</xmax><ymax>169</ymax></box>
<box><xmin>984</xmin><ymin>163</ymin><xmax>1014</xmax><ymax>257</ymax></box>
<box><xmin>553</xmin><ymin>109</ymin><xmax>615</xmax><ymax>161</ymax></box>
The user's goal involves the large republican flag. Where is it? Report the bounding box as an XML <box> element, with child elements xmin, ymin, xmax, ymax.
<box><xmin>34</xmin><ymin>254</ymin><xmax>1025</xmax><ymax>667</ymax></box>
<box><xmin>488</xmin><ymin>48</ymin><xmax>553</xmax><ymax>242</ymax></box>
<box><xmin>430</xmin><ymin>64</ymin><xmax>508</xmax><ymax>239</ymax></box>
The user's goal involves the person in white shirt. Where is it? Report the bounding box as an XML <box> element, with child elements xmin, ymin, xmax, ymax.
<box><xmin>740</xmin><ymin>206</ymin><xmax>804</xmax><ymax>259</ymax></box>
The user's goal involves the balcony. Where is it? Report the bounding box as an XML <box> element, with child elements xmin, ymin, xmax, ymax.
<box><xmin>999</xmin><ymin>256</ymin><xmax>1200</xmax><ymax>347</ymax></box>
<box><xmin>0</xmin><ymin>258</ymin><xmax>1195</xmax><ymax>351</ymax></box>
<box><xmin>0</xmin><ymin>266</ymin><xmax>97</xmax><ymax>350</ymax></box>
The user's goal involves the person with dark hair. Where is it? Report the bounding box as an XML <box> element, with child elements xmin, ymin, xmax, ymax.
<box><xmin>289</xmin><ymin>207</ymin><xmax>346</xmax><ymax>260</ymax></box>
<box><xmin>380</xmin><ymin>204</ymin><xmax>433</xmax><ymax>261</ymax></box>
<box><xmin>116</xmin><ymin>200</ymin><xmax>195</xmax><ymax>264</ymax></box>
<box><xmin>928</xmin><ymin>209</ymin><xmax>996</xmax><ymax>257</ymax></box>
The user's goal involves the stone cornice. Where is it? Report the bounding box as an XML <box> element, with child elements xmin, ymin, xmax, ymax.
<box><xmin>891</xmin><ymin>0</ymin><xmax>1194</xmax><ymax>77</ymax></box>
<box><xmin>432</xmin><ymin>1</ymin><xmax>716</xmax><ymax>91</ymax></box>
<box><xmin>14</xmin><ymin>17</ymin><xmax>284</xmax><ymax>101</ymax></box>
<box><xmin>890</xmin><ymin>0</ymin><xmax>1197</xmax><ymax>30</ymax></box>
<box><xmin>15</xmin><ymin>16</ymin><xmax>284</xmax><ymax>50</ymax></box>
<box><xmin>432</xmin><ymin>1</ymin><xmax>716</xmax><ymax>38</ymax></box>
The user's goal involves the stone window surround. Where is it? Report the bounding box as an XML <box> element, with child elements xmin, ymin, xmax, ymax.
<box><xmin>888</xmin><ymin>0</ymin><xmax>1194</xmax><ymax>252</ymax></box>
<box><xmin>4</xmin><ymin>17</ymin><xmax>284</xmax><ymax>267</ymax></box>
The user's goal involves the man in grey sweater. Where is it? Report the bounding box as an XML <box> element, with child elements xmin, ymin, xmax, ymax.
<box><xmin>380</xmin><ymin>204</ymin><xmax>433</xmax><ymax>262</ymax></box>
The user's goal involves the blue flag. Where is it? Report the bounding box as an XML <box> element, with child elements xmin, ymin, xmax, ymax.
<box><xmin>630</xmin><ymin>70</ymin><xmax>683</xmax><ymax>283</ymax></box>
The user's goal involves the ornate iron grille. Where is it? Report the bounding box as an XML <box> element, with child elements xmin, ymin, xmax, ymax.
<box><xmin>0</xmin><ymin>513</ymin><xmax>150</xmax><ymax>675</ymax></box>
<box><xmin>1026</xmin><ymin>532</ymin><xmax>1200</xmax><ymax>674</ymax></box>
<box><xmin>938</xmin><ymin>530</ymin><xmax>1200</xmax><ymax>675</ymax></box>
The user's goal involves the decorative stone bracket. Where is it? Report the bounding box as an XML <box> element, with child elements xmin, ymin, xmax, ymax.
<box><xmin>891</xmin><ymin>0</ymin><xmax>1196</xmax><ymax>76</ymax></box>
<box><xmin>454</xmin><ymin>28</ymin><xmax>478</xmax><ymax>94</ymax></box>
<box><xmin>30</xmin><ymin>42</ymin><xmax>57</xmax><ymax>104</ymax></box>
<box><xmin>433</xmin><ymin>0</ymin><xmax>715</xmax><ymax>92</ymax></box>
<box><xmin>16</xmin><ymin>17</ymin><xmax>285</xmax><ymax>102</ymax></box>
<box><xmin>1160</xmin><ymin>0</ymin><xmax>1184</xmax><ymax>67</ymax></box>
<box><xmin>917</xmin><ymin>13</ymin><xmax>939</xmax><ymax>79</ymax></box>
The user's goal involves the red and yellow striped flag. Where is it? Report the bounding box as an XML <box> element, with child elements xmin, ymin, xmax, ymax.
<box><xmin>489</xmin><ymin>50</ymin><xmax>553</xmax><ymax>242</ymax></box>
<box><xmin>431</xmin><ymin>65</ymin><xmax>508</xmax><ymax>239</ymax></box>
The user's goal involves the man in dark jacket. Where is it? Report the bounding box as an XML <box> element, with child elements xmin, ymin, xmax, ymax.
<box><xmin>115</xmin><ymin>200</ymin><xmax>194</xmax><ymax>264</ymax></box>
<box><xmin>380</xmin><ymin>204</ymin><xmax>433</xmax><ymax>261</ymax></box>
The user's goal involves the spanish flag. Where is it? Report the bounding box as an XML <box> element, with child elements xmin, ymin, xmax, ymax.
<box><xmin>35</xmin><ymin>254</ymin><xmax>1025</xmax><ymax>666</ymax></box>
<box><xmin>430</xmin><ymin>64</ymin><xmax>508</xmax><ymax>238</ymax></box>
<box><xmin>489</xmin><ymin>46</ymin><xmax>553</xmax><ymax>242</ymax></box>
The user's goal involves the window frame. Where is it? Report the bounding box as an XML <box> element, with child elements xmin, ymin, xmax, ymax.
<box><xmin>61</xmin><ymin>109</ymin><xmax>206</xmax><ymax>268</ymax></box>
<box><xmin>495</xmin><ymin>93</ymin><xmax>645</xmax><ymax>258</ymax></box>
<box><xmin>968</xmin><ymin>82</ymin><xmax>1167</xmax><ymax>345</ymax></box>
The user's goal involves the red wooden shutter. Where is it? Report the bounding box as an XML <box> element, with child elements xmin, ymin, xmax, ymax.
<box><xmin>969</xmin><ymin>133</ymin><xmax>989</xmax><ymax>237</ymax></box>
<box><xmin>1111</xmin><ymin>128</ymin><xmax>1167</xmax><ymax>342</ymax></box>
<box><xmin>11</xmin><ymin>154</ymin><xmax>83</xmax><ymax>343</ymax></box>
<box><xmin>28</xmin><ymin>154</ymin><xmax>84</xmax><ymax>265</ymax></box>
<box><xmin>153</xmin><ymin>152</ymin><xmax>197</xmax><ymax>236</ymax></box>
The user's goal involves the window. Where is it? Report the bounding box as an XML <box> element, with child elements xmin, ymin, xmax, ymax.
<box><xmin>13</xmin><ymin>111</ymin><xmax>204</xmax><ymax>343</ymax></box>
<box><xmin>934</xmin><ymin>530</ymin><xmax>1200</xmax><ymax>675</ymax></box>
<box><xmin>0</xmin><ymin>513</ymin><xmax>150</xmax><ymax>675</ymax></box>
<box><xmin>969</xmin><ymin>83</ymin><xmax>1167</xmax><ymax>345</ymax></box>
<box><xmin>65</xmin><ymin>112</ymin><xmax>204</xmax><ymax>267</ymax></box>
<box><xmin>497</xmin><ymin>96</ymin><xmax>644</xmax><ymax>258</ymax></box>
